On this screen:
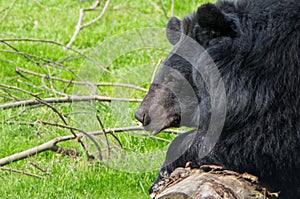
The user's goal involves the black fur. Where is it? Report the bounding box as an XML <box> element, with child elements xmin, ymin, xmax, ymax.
<box><xmin>135</xmin><ymin>0</ymin><xmax>300</xmax><ymax>198</ymax></box>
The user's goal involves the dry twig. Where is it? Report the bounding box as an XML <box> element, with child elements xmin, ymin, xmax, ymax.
<box><xmin>151</xmin><ymin>58</ymin><xmax>163</xmax><ymax>83</ymax></box>
<box><xmin>0</xmin><ymin>0</ymin><xmax>17</xmax><ymax>24</ymax></box>
<box><xmin>0</xmin><ymin>167</ymin><xmax>43</xmax><ymax>179</ymax></box>
<box><xmin>0</xmin><ymin>82</ymin><xmax>142</xmax><ymax>109</ymax></box>
<box><xmin>29</xmin><ymin>161</ymin><xmax>47</xmax><ymax>173</ymax></box>
<box><xmin>159</xmin><ymin>0</ymin><xmax>169</xmax><ymax>20</ymax></box>
<box><xmin>149</xmin><ymin>0</ymin><xmax>169</xmax><ymax>20</ymax></box>
<box><xmin>33</xmin><ymin>96</ymin><xmax>91</xmax><ymax>159</ymax></box>
<box><xmin>96</xmin><ymin>115</ymin><xmax>111</xmax><ymax>157</ymax></box>
<box><xmin>0</xmin><ymin>124</ymin><xmax>143</xmax><ymax>166</ymax></box>
<box><xmin>0</xmin><ymin>38</ymin><xmax>108</xmax><ymax>72</ymax></box>
<box><xmin>16</xmin><ymin>67</ymin><xmax>148</xmax><ymax>92</ymax></box>
<box><xmin>171</xmin><ymin>0</ymin><xmax>175</xmax><ymax>17</ymax></box>
<box><xmin>67</xmin><ymin>0</ymin><xmax>111</xmax><ymax>47</ymax></box>
<box><xmin>0</xmin><ymin>95</ymin><xmax>142</xmax><ymax>109</ymax></box>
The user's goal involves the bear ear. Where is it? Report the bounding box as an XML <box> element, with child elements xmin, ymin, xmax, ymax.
<box><xmin>197</xmin><ymin>3</ymin><xmax>237</xmax><ymax>37</ymax></box>
<box><xmin>166</xmin><ymin>17</ymin><xmax>182</xmax><ymax>45</ymax></box>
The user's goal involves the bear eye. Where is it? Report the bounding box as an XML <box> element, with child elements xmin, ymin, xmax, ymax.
<box><xmin>164</xmin><ymin>74</ymin><xmax>177</xmax><ymax>83</ymax></box>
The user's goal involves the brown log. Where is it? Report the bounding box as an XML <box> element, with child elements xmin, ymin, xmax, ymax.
<box><xmin>150</xmin><ymin>165</ymin><xmax>279</xmax><ymax>199</ymax></box>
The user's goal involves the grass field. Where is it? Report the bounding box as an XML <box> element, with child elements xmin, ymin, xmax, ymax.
<box><xmin>0</xmin><ymin>0</ymin><xmax>209</xmax><ymax>198</ymax></box>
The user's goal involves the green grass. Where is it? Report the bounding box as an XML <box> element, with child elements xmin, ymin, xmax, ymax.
<box><xmin>0</xmin><ymin>0</ymin><xmax>209</xmax><ymax>198</ymax></box>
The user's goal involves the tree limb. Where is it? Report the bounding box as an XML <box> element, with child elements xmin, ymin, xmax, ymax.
<box><xmin>0</xmin><ymin>95</ymin><xmax>142</xmax><ymax>109</ymax></box>
<box><xmin>16</xmin><ymin>67</ymin><xmax>148</xmax><ymax>92</ymax></box>
<box><xmin>0</xmin><ymin>38</ymin><xmax>109</xmax><ymax>72</ymax></box>
<box><xmin>0</xmin><ymin>83</ymin><xmax>142</xmax><ymax>109</ymax></box>
<box><xmin>67</xmin><ymin>0</ymin><xmax>111</xmax><ymax>48</ymax></box>
<box><xmin>0</xmin><ymin>125</ymin><xmax>143</xmax><ymax>166</ymax></box>
<box><xmin>0</xmin><ymin>167</ymin><xmax>43</xmax><ymax>179</ymax></box>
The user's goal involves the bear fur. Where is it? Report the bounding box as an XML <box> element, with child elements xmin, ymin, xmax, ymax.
<box><xmin>135</xmin><ymin>0</ymin><xmax>300</xmax><ymax>198</ymax></box>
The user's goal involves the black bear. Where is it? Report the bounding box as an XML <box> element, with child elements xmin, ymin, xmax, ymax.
<box><xmin>134</xmin><ymin>0</ymin><xmax>300</xmax><ymax>198</ymax></box>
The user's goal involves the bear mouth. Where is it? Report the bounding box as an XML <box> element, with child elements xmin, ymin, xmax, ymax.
<box><xmin>143</xmin><ymin>115</ymin><xmax>181</xmax><ymax>135</ymax></box>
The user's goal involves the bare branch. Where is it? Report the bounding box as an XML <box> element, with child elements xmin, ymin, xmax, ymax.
<box><xmin>29</xmin><ymin>161</ymin><xmax>47</xmax><ymax>173</ymax></box>
<box><xmin>0</xmin><ymin>49</ymin><xmax>48</xmax><ymax>67</ymax></box>
<box><xmin>0</xmin><ymin>38</ymin><xmax>109</xmax><ymax>72</ymax></box>
<box><xmin>3</xmin><ymin>105</ymin><xmax>42</xmax><ymax>122</ymax></box>
<box><xmin>0</xmin><ymin>83</ymin><xmax>40</xmax><ymax>97</ymax></box>
<box><xmin>0</xmin><ymin>42</ymin><xmax>83</xmax><ymax>78</ymax></box>
<box><xmin>39</xmin><ymin>121</ymin><xmax>143</xmax><ymax>134</ymax></box>
<box><xmin>67</xmin><ymin>0</ymin><xmax>111</xmax><ymax>48</ymax></box>
<box><xmin>96</xmin><ymin>115</ymin><xmax>111</xmax><ymax>157</ymax></box>
<box><xmin>1</xmin><ymin>79</ymin><xmax>90</xmax><ymax>158</ymax></box>
<box><xmin>33</xmin><ymin>0</ymin><xmax>46</xmax><ymax>9</ymax></box>
<box><xmin>5</xmin><ymin>121</ymin><xmax>37</xmax><ymax>126</ymax></box>
<box><xmin>158</xmin><ymin>0</ymin><xmax>169</xmax><ymax>20</ymax></box>
<box><xmin>0</xmin><ymin>95</ymin><xmax>142</xmax><ymax>109</ymax></box>
<box><xmin>0</xmin><ymin>136</ymin><xmax>73</xmax><ymax>166</ymax></box>
<box><xmin>41</xmin><ymin>76</ymin><xmax>68</xmax><ymax>97</ymax></box>
<box><xmin>33</xmin><ymin>94</ymin><xmax>91</xmax><ymax>159</ymax></box>
<box><xmin>151</xmin><ymin>58</ymin><xmax>162</xmax><ymax>83</ymax></box>
<box><xmin>149</xmin><ymin>1</ymin><xmax>169</xmax><ymax>20</ymax></box>
<box><xmin>171</xmin><ymin>0</ymin><xmax>175</xmax><ymax>16</ymax></box>
<box><xmin>82</xmin><ymin>0</ymin><xmax>110</xmax><ymax>28</ymax></box>
<box><xmin>0</xmin><ymin>88</ymin><xmax>21</xmax><ymax>101</ymax></box>
<box><xmin>0</xmin><ymin>82</ymin><xmax>142</xmax><ymax>109</ymax></box>
<box><xmin>0</xmin><ymin>38</ymin><xmax>81</xmax><ymax>54</ymax></box>
<box><xmin>0</xmin><ymin>7</ymin><xmax>9</xmax><ymax>14</ymax></box>
<box><xmin>0</xmin><ymin>167</ymin><xmax>43</xmax><ymax>179</ymax></box>
<box><xmin>41</xmin><ymin>120</ymin><xmax>103</xmax><ymax>160</ymax></box>
<box><xmin>16</xmin><ymin>67</ymin><xmax>148</xmax><ymax>92</ymax></box>
<box><xmin>5</xmin><ymin>120</ymin><xmax>183</xmax><ymax>135</ymax></box>
<box><xmin>0</xmin><ymin>124</ymin><xmax>143</xmax><ymax>166</ymax></box>
<box><xmin>0</xmin><ymin>0</ymin><xmax>17</xmax><ymax>24</ymax></box>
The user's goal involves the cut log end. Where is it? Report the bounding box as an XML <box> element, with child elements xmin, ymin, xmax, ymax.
<box><xmin>150</xmin><ymin>164</ymin><xmax>279</xmax><ymax>199</ymax></box>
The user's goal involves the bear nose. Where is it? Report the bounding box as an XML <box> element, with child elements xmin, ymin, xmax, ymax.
<box><xmin>134</xmin><ymin>109</ymin><xmax>151</xmax><ymax>126</ymax></box>
<box><xmin>134</xmin><ymin>110</ymin><xmax>144</xmax><ymax>123</ymax></box>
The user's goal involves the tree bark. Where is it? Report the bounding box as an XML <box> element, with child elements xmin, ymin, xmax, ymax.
<box><xmin>150</xmin><ymin>165</ymin><xmax>279</xmax><ymax>199</ymax></box>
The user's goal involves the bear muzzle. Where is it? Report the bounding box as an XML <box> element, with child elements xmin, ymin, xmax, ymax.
<box><xmin>134</xmin><ymin>105</ymin><xmax>181</xmax><ymax>135</ymax></box>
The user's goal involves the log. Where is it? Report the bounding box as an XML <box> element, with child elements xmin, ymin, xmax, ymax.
<box><xmin>150</xmin><ymin>164</ymin><xmax>279</xmax><ymax>199</ymax></box>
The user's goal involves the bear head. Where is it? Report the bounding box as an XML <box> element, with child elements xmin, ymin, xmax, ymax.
<box><xmin>135</xmin><ymin>3</ymin><xmax>239</xmax><ymax>135</ymax></box>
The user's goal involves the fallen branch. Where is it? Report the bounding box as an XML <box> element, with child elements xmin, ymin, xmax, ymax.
<box><xmin>3</xmin><ymin>105</ymin><xmax>43</xmax><ymax>122</ymax></box>
<box><xmin>171</xmin><ymin>0</ymin><xmax>174</xmax><ymax>17</ymax></box>
<box><xmin>158</xmin><ymin>0</ymin><xmax>169</xmax><ymax>20</ymax></box>
<box><xmin>0</xmin><ymin>95</ymin><xmax>142</xmax><ymax>109</ymax></box>
<box><xmin>0</xmin><ymin>43</ymin><xmax>46</xmax><ymax>71</ymax></box>
<box><xmin>0</xmin><ymin>38</ymin><xmax>108</xmax><ymax>72</ymax></box>
<box><xmin>96</xmin><ymin>115</ymin><xmax>111</xmax><ymax>157</ymax></box>
<box><xmin>0</xmin><ymin>7</ymin><xmax>9</xmax><ymax>14</ymax></box>
<box><xmin>0</xmin><ymin>0</ymin><xmax>17</xmax><ymax>24</ymax></box>
<box><xmin>29</xmin><ymin>161</ymin><xmax>47</xmax><ymax>173</ymax></box>
<box><xmin>33</xmin><ymin>95</ymin><xmax>91</xmax><ymax>159</ymax></box>
<box><xmin>0</xmin><ymin>38</ymin><xmax>83</xmax><ymax>58</ymax></box>
<box><xmin>67</xmin><ymin>0</ymin><xmax>111</xmax><ymax>47</ymax></box>
<box><xmin>0</xmin><ymin>135</ymin><xmax>76</xmax><ymax>166</ymax></box>
<box><xmin>16</xmin><ymin>67</ymin><xmax>148</xmax><ymax>92</ymax></box>
<box><xmin>149</xmin><ymin>0</ymin><xmax>169</xmax><ymax>20</ymax></box>
<box><xmin>151</xmin><ymin>58</ymin><xmax>163</xmax><ymax>83</ymax></box>
<box><xmin>0</xmin><ymin>167</ymin><xmax>43</xmax><ymax>179</ymax></box>
<box><xmin>0</xmin><ymin>42</ymin><xmax>83</xmax><ymax>77</ymax></box>
<box><xmin>0</xmin><ymin>83</ymin><xmax>142</xmax><ymax>109</ymax></box>
<box><xmin>5</xmin><ymin>120</ymin><xmax>183</xmax><ymax>135</ymax></box>
<box><xmin>0</xmin><ymin>125</ymin><xmax>143</xmax><ymax>166</ymax></box>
